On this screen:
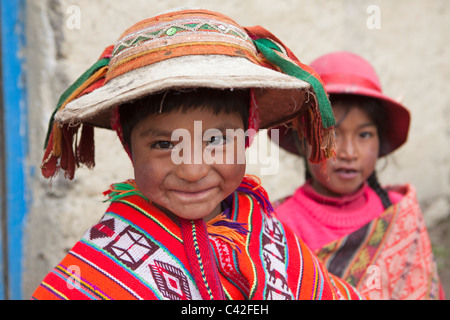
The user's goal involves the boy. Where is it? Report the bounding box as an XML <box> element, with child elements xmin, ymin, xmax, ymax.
<box><xmin>33</xmin><ymin>8</ymin><xmax>364</xmax><ymax>300</ymax></box>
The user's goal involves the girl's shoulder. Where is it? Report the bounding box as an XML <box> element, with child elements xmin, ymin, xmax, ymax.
<box><xmin>388</xmin><ymin>189</ymin><xmax>404</xmax><ymax>204</ymax></box>
<box><xmin>385</xmin><ymin>183</ymin><xmax>416</xmax><ymax>204</ymax></box>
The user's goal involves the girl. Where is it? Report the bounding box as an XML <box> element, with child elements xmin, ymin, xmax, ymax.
<box><xmin>275</xmin><ymin>51</ymin><xmax>444</xmax><ymax>300</ymax></box>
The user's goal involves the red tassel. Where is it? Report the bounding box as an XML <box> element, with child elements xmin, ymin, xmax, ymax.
<box><xmin>41</xmin><ymin>130</ymin><xmax>59</xmax><ymax>178</ymax></box>
<box><xmin>60</xmin><ymin>125</ymin><xmax>77</xmax><ymax>179</ymax></box>
<box><xmin>298</xmin><ymin>105</ymin><xmax>335</xmax><ymax>164</ymax></box>
<box><xmin>39</xmin><ymin>46</ymin><xmax>113</xmax><ymax>180</ymax></box>
<box><xmin>245</xmin><ymin>25</ymin><xmax>335</xmax><ymax>164</ymax></box>
<box><xmin>76</xmin><ymin>124</ymin><xmax>95</xmax><ymax>169</ymax></box>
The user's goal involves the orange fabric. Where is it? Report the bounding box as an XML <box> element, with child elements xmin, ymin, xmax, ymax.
<box><xmin>33</xmin><ymin>179</ymin><xmax>365</xmax><ymax>300</ymax></box>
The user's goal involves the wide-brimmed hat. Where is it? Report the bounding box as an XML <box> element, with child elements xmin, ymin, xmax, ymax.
<box><xmin>41</xmin><ymin>8</ymin><xmax>336</xmax><ymax>179</ymax></box>
<box><xmin>277</xmin><ymin>51</ymin><xmax>410</xmax><ymax>157</ymax></box>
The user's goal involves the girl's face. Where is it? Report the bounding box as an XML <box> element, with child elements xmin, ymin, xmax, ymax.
<box><xmin>307</xmin><ymin>102</ymin><xmax>380</xmax><ymax>197</ymax></box>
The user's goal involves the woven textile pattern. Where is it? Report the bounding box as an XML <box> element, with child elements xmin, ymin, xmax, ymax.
<box><xmin>315</xmin><ymin>184</ymin><xmax>441</xmax><ymax>300</ymax></box>
<box><xmin>106</xmin><ymin>11</ymin><xmax>259</xmax><ymax>82</ymax></box>
<box><xmin>32</xmin><ymin>179</ymin><xmax>365</xmax><ymax>300</ymax></box>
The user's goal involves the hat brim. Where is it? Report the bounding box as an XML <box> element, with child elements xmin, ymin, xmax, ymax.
<box><xmin>276</xmin><ymin>84</ymin><xmax>411</xmax><ymax>157</ymax></box>
<box><xmin>55</xmin><ymin>55</ymin><xmax>313</xmax><ymax>130</ymax></box>
<box><xmin>325</xmin><ymin>84</ymin><xmax>410</xmax><ymax>156</ymax></box>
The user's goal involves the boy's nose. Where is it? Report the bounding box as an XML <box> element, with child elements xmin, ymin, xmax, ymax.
<box><xmin>175</xmin><ymin>162</ymin><xmax>210</xmax><ymax>182</ymax></box>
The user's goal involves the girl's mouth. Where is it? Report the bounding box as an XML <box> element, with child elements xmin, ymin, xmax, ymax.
<box><xmin>334</xmin><ymin>168</ymin><xmax>359</xmax><ymax>180</ymax></box>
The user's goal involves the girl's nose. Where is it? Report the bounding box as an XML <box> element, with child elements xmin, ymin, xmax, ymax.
<box><xmin>337</xmin><ymin>136</ymin><xmax>358</xmax><ymax>161</ymax></box>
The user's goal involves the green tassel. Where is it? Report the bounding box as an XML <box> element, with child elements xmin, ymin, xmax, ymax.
<box><xmin>104</xmin><ymin>181</ymin><xmax>149</xmax><ymax>203</ymax></box>
<box><xmin>254</xmin><ymin>38</ymin><xmax>335</xmax><ymax>128</ymax></box>
<box><xmin>44</xmin><ymin>57</ymin><xmax>111</xmax><ymax>149</ymax></box>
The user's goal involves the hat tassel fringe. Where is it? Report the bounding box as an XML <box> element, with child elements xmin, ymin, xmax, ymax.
<box><xmin>245</xmin><ymin>26</ymin><xmax>336</xmax><ymax>163</ymax></box>
<box><xmin>40</xmin><ymin>45</ymin><xmax>114</xmax><ymax>179</ymax></box>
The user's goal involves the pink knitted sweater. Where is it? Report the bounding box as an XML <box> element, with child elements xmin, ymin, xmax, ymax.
<box><xmin>275</xmin><ymin>182</ymin><xmax>403</xmax><ymax>251</ymax></box>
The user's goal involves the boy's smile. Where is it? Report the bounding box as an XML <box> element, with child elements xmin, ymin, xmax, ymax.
<box><xmin>130</xmin><ymin>107</ymin><xmax>246</xmax><ymax>222</ymax></box>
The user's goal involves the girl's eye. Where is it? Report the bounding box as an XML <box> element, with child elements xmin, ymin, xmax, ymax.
<box><xmin>359</xmin><ymin>131</ymin><xmax>374</xmax><ymax>139</ymax></box>
<box><xmin>151</xmin><ymin>141</ymin><xmax>174</xmax><ymax>149</ymax></box>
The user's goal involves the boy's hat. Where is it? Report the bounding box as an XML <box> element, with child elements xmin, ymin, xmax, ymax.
<box><xmin>277</xmin><ymin>51</ymin><xmax>410</xmax><ymax>157</ymax></box>
<box><xmin>41</xmin><ymin>8</ymin><xmax>336</xmax><ymax>179</ymax></box>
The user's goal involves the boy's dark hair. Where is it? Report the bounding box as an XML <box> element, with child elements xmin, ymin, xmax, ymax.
<box><xmin>118</xmin><ymin>88</ymin><xmax>250</xmax><ymax>152</ymax></box>
<box><xmin>305</xmin><ymin>94</ymin><xmax>392</xmax><ymax>209</ymax></box>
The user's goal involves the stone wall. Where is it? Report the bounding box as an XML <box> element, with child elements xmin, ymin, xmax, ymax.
<box><xmin>23</xmin><ymin>0</ymin><xmax>450</xmax><ymax>297</ymax></box>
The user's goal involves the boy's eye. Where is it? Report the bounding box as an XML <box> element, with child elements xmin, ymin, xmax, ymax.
<box><xmin>151</xmin><ymin>141</ymin><xmax>174</xmax><ymax>149</ymax></box>
<box><xmin>206</xmin><ymin>135</ymin><xmax>228</xmax><ymax>146</ymax></box>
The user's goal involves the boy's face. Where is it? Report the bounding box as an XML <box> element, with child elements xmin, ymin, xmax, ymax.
<box><xmin>130</xmin><ymin>107</ymin><xmax>246</xmax><ymax>222</ymax></box>
<box><xmin>307</xmin><ymin>102</ymin><xmax>380</xmax><ymax>197</ymax></box>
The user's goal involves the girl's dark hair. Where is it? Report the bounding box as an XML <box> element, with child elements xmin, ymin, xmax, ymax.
<box><xmin>305</xmin><ymin>94</ymin><xmax>392</xmax><ymax>209</ymax></box>
<box><xmin>329</xmin><ymin>94</ymin><xmax>389</xmax><ymax>157</ymax></box>
<box><xmin>367</xmin><ymin>171</ymin><xmax>392</xmax><ymax>209</ymax></box>
<box><xmin>118</xmin><ymin>88</ymin><xmax>250</xmax><ymax>152</ymax></box>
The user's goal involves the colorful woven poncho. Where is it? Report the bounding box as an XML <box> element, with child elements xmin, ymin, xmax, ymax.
<box><xmin>32</xmin><ymin>176</ymin><xmax>364</xmax><ymax>300</ymax></box>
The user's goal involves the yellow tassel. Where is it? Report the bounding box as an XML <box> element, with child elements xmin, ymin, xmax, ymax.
<box><xmin>52</xmin><ymin>123</ymin><xmax>62</xmax><ymax>157</ymax></box>
<box><xmin>322</xmin><ymin>127</ymin><xmax>336</xmax><ymax>159</ymax></box>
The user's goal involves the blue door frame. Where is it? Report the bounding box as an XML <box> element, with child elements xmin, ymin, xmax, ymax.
<box><xmin>1</xmin><ymin>0</ymin><xmax>28</xmax><ymax>300</ymax></box>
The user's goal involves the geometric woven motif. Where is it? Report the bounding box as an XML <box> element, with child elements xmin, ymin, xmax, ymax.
<box><xmin>261</xmin><ymin>218</ymin><xmax>292</xmax><ymax>300</ymax></box>
<box><xmin>104</xmin><ymin>226</ymin><xmax>158</xmax><ymax>270</ymax></box>
<box><xmin>90</xmin><ymin>218</ymin><xmax>115</xmax><ymax>240</ymax></box>
<box><xmin>111</xmin><ymin>19</ymin><xmax>252</xmax><ymax>59</ymax></box>
<box><xmin>149</xmin><ymin>260</ymin><xmax>192</xmax><ymax>300</ymax></box>
<box><xmin>265</xmin><ymin>284</ymin><xmax>292</xmax><ymax>300</ymax></box>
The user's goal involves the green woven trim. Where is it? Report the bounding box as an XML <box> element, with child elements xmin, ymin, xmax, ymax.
<box><xmin>43</xmin><ymin>57</ymin><xmax>110</xmax><ymax>149</ymax></box>
<box><xmin>254</xmin><ymin>38</ymin><xmax>335</xmax><ymax>128</ymax></box>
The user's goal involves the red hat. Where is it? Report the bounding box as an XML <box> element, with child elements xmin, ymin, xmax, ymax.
<box><xmin>277</xmin><ymin>51</ymin><xmax>410</xmax><ymax>157</ymax></box>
